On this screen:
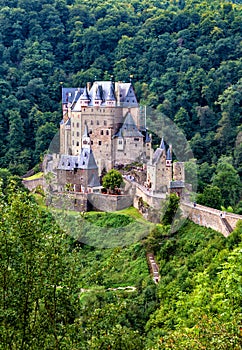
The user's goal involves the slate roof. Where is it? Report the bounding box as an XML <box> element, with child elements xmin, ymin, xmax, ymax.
<box><xmin>64</xmin><ymin>81</ymin><xmax>138</xmax><ymax>108</ymax></box>
<box><xmin>114</xmin><ymin>112</ymin><xmax>143</xmax><ymax>138</ymax></box>
<box><xmin>167</xmin><ymin>147</ymin><xmax>172</xmax><ymax>160</ymax></box>
<box><xmin>62</xmin><ymin>87</ymin><xmax>83</xmax><ymax>105</ymax></box>
<box><xmin>58</xmin><ymin>148</ymin><xmax>98</xmax><ymax>171</ymax></box>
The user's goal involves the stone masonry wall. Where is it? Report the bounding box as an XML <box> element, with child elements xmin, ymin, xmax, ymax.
<box><xmin>88</xmin><ymin>193</ymin><xmax>133</xmax><ymax>212</ymax></box>
<box><xmin>181</xmin><ymin>202</ymin><xmax>242</xmax><ymax>237</ymax></box>
<box><xmin>22</xmin><ymin>178</ymin><xmax>45</xmax><ymax>191</ymax></box>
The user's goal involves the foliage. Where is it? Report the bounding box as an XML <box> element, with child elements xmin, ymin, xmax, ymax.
<box><xmin>161</xmin><ymin>193</ymin><xmax>180</xmax><ymax>226</ymax></box>
<box><xmin>196</xmin><ymin>184</ymin><xmax>224</xmax><ymax>209</ymax></box>
<box><xmin>102</xmin><ymin>168</ymin><xmax>123</xmax><ymax>192</ymax></box>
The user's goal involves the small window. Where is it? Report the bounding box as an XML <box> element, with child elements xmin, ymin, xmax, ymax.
<box><xmin>106</xmin><ymin>130</ymin><xmax>109</xmax><ymax>135</ymax></box>
<box><xmin>98</xmin><ymin>141</ymin><xmax>102</xmax><ymax>145</ymax></box>
<box><xmin>97</xmin><ymin>120</ymin><xmax>99</xmax><ymax>125</ymax></box>
<box><xmin>72</xmin><ymin>140</ymin><xmax>74</xmax><ymax>145</ymax></box>
<box><xmin>101</xmin><ymin>130</ymin><xmax>103</xmax><ymax>135</ymax></box>
<box><xmin>91</xmin><ymin>109</ymin><xmax>93</xmax><ymax>112</ymax></box>
<box><xmin>91</xmin><ymin>140</ymin><xmax>93</xmax><ymax>145</ymax></box>
<box><xmin>134</xmin><ymin>138</ymin><xmax>139</xmax><ymax>141</ymax></box>
<box><xmin>104</xmin><ymin>120</ymin><xmax>107</xmax><ymax>126</ymax></box>
<box><xmin>72</xmin><ymin>123</ymin><xmax>74</xmax><ymax>127</ymax></box>
<box><xmin>119</xmin><ymin>140</ymin><xmax>123</xmax><ymax>145</ymax></box>
<box><xmin>77</xmin><ymin>122</ymin><xmax>79</xmax><ymax>128</ymax></box>
<box><xmin>77</xmin><ymin>132</ymin><xmax>80</xmax><ymax>137</ymax></box>
<box><xmin>103</xmin><ymin>109</ymin><xmax>105</xmax><ymax>112</ymax></box>
<box><xmin>91</xmin><ymin>120</ymin><xmax>93</xmax><ymax>125</ymax></box>
<box><xmin>76</xmin><ymin>141</ymin><xmax>79</xmax><ymax>146</ymax></box>
<box><xmin>89</xmin><ymin>130</ymin><xmax>92</xmax><ymax>134</ymax></box>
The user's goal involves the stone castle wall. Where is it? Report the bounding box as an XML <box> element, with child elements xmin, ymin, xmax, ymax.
<box><xmin>89</xmin><ymin>193</ymin><xmax>133</xmax><ymax>212</ymax></box>
<box><xmin>181</xmin><ymin>202</ymin><xmax>242</xmax><ymax>237</ymax></box>
<box><xmin>22</xmin><ymin>178</ymin><xmax>45</xmax><ymax>191</ymax></box>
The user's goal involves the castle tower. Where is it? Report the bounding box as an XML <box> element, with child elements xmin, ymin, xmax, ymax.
<box><xmin>146</xmin><ymin>137</ymin><xmax>172</xmax><ymax>193</ymax></box>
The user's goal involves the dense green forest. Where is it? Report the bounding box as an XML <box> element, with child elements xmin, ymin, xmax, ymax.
<box><xmin>0</xmin><ymin>0</ymin><xmax>241</xmax><ymax>209</ymax></box>
<box><xmin>1</xmin><ymin>180</ymin><xmax>242</xmax><ymax>349</ymax></box>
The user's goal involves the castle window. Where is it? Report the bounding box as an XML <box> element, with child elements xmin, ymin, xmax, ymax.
<box><xmin>72</xmin><ymin>132</ymin><xmax>74</xmax><ymax>136</ymax></box>
<box><xmin>103</xmin><ymin>109</ymin><xmax>105</xmax><ymax>112</ymax></box>
<box><xmin>77</xmin><ymin>132</ymin><xmax>80</xmax><ymax>137</ymax></box>
<box><xmin>91</xmin><ymin>109</ymin><xmax>93</xmax><ymax>112</ymax></box>
<box><xmin>104</xmin><ymin>120</ymin><xmax>107</xmax><ymax>126</ymax></box>
<box><xmin>91</xmin><ymin>120</ymin><xmax>93</xmax><ymax>125</ymax></box>
<box><xmin>106</xmin><ymin>130</ymin><xmax>109</xmax><ymax>135</ymax></box>
<box><xmin>68</xmin><ymin>162</ymin><xmax>70</xmax><ymax>166</ymax></box>
<box><xmin>72</xmin><ymin>123</ymin><xmax>74</xmax><ymax>127</ymax></box>
<box><xmin>89</xmin><ymin>130</ymin><xmax>92</xmax><ymax>134</ymax></box>
<box><xmin>97</xmin><ymin>120</ymin><xmax>99</xmax><ymax>125</ymax></box>
<box><xmin>127</xmin><ymin>99</ymin><xmax>129</xmax><ymax>102</ymax></box>
<box><xmin>134</xmin><ymin>138</ymin><xmax>139</xmax><ymax>141</ymax></box>
<box><xmin>98</xmin><ymin>141</ymin><xmax>102</xmax><ymax>145</ymax></box>
<box><xmin>77</xmin><ymin>122</ymin><xmax>79</xmax><ymax>128</ymax></box>
<box><xmin>119</xmin><ymin>140</ymin><xmax>123</xmax><ymax>145</ymax></box>
<box><xmin>101</xmin><ymin>130</ymin><xmax>103</xmax><ymax>135</ymax></box>
<box><xmin>72</xmin><ymin>140</ymin><xmax>74</xmax><ymax>145</ymax></box>
<box><xmin>76</xmin><ymin>141</ymin><xmax>79</xmax><ymax>146</ymax></box>
<box><xmin>91</xmin><ymin>141</ymin><xmax>93</xmax><ymax>145</ymax></box>
<box><xmin>135</xmin><ymin>144</ymin><xmax>137</xmax><ymax>147</ymax></box>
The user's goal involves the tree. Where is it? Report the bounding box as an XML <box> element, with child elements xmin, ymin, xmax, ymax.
<box><xmin>212</xmin><ymin>156</ymin><xmax>241</xmax><ymax>207</ymax></box>
<box><xmin>102</xmin><ymin>169</ymin><xmax>123</xmax><ymax>193</ymax></box>
<box><xmin>0</xmin><ymin>181</ymin><xmax>81</xmax><ymax>348</ymax></box>
<box><xmin>196</xmin><ymin>185</ymin><xmax>223</xmax><ymax>209</ymax></box>
<box><xmin>161</xmin><ymin>193</ymin><xmax>180</xmax><ymax>226</ymax></box>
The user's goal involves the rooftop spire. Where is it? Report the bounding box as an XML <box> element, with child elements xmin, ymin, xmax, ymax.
<box><xmin>160</xmin><ymin>137</ymin><xmax>165</xmax><ymax>150</ymax></box>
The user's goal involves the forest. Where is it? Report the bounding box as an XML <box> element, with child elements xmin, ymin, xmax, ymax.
<box><xmin>0</xmin><ymin>0</ymin><xmax>241</xmax><ymax>209</ymax></box>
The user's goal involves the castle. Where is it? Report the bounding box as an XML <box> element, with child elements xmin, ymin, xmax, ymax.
<box><xmin>44</xmin><ymin>80</ymin><xmax>185</xmax><ymax>201</ymax></box>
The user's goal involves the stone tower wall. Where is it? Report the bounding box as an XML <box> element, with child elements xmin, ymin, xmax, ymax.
<box><xmin>173</xmin><ymin>162</ymin><xmax>185</xmax><ymax>181</ymax></box>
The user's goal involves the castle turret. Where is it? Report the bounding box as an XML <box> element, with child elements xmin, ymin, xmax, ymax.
<box><xmin>106</xmin><ymin>83</ymin><xmax>116</xmax><ymax>107</ymax></box>
<box><xmin>94</xmin><ymin>85</ymin><xmax>102</xmax><ymax>106</ymax></box>
<box><xmin>80</xmin><ymin>86</ymin><xmax>90</xmax><ymax>107</ymax></box>
<box><xmin>166</xmin><ymin>145</ymin><xmax>172</xmax><ymax>167</ymax></box>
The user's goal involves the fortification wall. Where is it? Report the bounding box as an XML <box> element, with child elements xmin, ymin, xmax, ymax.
<box><xmin>88</xmin><ymin>193</ymin><xmax>133</xmax><ymax>212</ymax></box>
<box><xmin>22</xmin><ymin>178</ymin><xmax>45</xmax><ymax>191</ymax></box>
<box><xmin>181</xmin><ymin>202</ymin><xmax>242</xmax><ymax>237</ymax></box>
<box><xmin>134</xmin><ymin>184</ymin><xmax>166</xmax><ymax>210</ymax></box>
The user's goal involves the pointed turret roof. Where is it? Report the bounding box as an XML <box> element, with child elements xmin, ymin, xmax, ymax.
<box><xmin>80</xmin><ymin>86</ymin><xmax>90</xmax><ymax>100</ymax></box>
<box><xmin>106</xmin><ymin>83</ymin><xmax>116</xmax><ymax>101</ymax></box>
<box><xmin>95</xmin><ymin>85</ymin><xmax>102</xmax><ymax>100</ymax></box>
<box><xmin>160</xmin><ymin>137</ymin><xmax>165</xmax><ymax>150</ymax></box>
<box><xmin>167</xmin><ymin>147</ymin><xmax>172</xmax><ymax>161</ymax></box>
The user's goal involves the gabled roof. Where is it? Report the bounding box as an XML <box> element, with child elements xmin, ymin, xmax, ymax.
<box><xmin>114</xmin><ymin>112</ymin><xmax>143</xmax><ymax>138</ymax></box>
<box><xmin>62</xmin><ymin>87</ymin><xmax>83</xmax><ymax>105</ymax></box>
<box><xmin>66</xmin><ymin>81</ymin><xmax>138</xmax><ymax>108</ymax></box>
<box><xmin>58</xmin><ymin>148</ymin><xmax>98</xmax><ymax>171</ymax></box>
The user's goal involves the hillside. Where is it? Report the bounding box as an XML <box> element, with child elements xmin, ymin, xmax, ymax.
<box><xmin>0</xmin><ymin>0</ymin><xmax>241</xmax><ymax>210</ymax></box>
<box><xmin>1</xmin><ymin>181</ymin><xmax>242</xmax><ymax>349</ymax></box>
